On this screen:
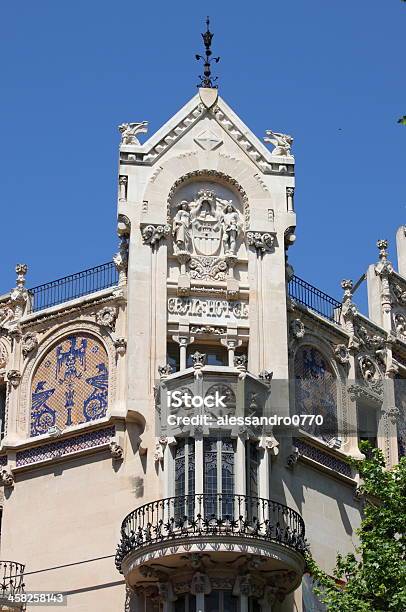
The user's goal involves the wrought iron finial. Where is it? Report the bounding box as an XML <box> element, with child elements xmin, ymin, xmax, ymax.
<box><xmin>195</xmin><ymin>17</ymin><xmax>220</xmax><ymax>89</ymax></box>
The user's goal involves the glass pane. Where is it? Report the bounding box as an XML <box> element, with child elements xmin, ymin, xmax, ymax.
<box><xmin>205</xmin><ymin>592</ymin><xmax>220</xmax><ymax>611</ymax></box>
<box><xmin>221</xmin><ymin>442</ymin><xmax>234</xmax><ymax>518</ymax></box>
<box><xmin>223</xmin><ymin>592</ymin><xmax>238</xmax><ymax>612</ymax></box>
<box><xmin>204</xmin><ymin>438</ymin><xmax>218</xmax><ymax>517</ymax></box>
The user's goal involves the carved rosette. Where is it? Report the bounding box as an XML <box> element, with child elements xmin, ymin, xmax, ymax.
<box><xmin>141</xmin><ymin>224</ymin><xmax>171</xmax><ymax>246</ymax></box>
<box><xmin>22</xmin><ymin>332</ymin><xmax>38</xmax><ymax>357</ymax></box>
<box><xmin>247</xmin><ymin>231</ymin><xmax>275</xmax><ymax>253</ymax></box>
<box><xmin>96</xmin><ymin>306</ymin><xmax>118</xmax><ymax>330</ymax></box>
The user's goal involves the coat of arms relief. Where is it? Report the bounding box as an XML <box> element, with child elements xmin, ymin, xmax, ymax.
<box><xmin>171</xmin><ymin>188</ymin><xmax>244</xmax><ymax>282</ymax></box>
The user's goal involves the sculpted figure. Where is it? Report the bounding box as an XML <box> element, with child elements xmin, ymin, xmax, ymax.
<box><xmin>264</xmin><ymin>130</ymin><xmax>294</xmax><ymax>156</ymax></box>
<box><xmin>172</xmin><ymin>201</ymin><xmax>191</xmax><ymax>252</ymax></box>
<box><xmin>221</xmin><ymin>203</ymin><xmax>241</xmax><ymax>255</ymax></box>
<box><xmin>118</xmin><ymin>121</ymin><xmax>148</xmax><ymax>145</ymax></box>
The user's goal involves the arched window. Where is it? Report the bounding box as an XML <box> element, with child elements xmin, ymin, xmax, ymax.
<box><xmin>294</xmin><ymin>346</ymin><xmax>338</xmax><ymax>442</ymax></box>
<box><xmin>30</xmin><ymin>333</ymin><xmax>109</xmax><ymax>437</ymax></box>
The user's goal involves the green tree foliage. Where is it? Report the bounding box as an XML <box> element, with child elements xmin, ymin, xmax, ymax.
<box><xmin>306</xmin><ymin>442</ymin><xmax>406</xmax><ymax>611</ymax></box>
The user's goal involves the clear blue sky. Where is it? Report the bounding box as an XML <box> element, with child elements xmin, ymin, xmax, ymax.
<box><xmin>1</xmin><ymin>1</ymin><xmax>405</xmax><ymax>312</ymax></box>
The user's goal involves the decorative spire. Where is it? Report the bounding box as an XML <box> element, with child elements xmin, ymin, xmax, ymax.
<box><xmin>195</xmin><ymin>17</ymin><xmax>220</xmax><ymax>89</ymax></box>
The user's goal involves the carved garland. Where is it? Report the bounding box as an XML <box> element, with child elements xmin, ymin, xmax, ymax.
<box><xmin>18</xmin><ymin>321</ymin><xmax>118</xmax><ymax>438</ymax></box>
<box><xmin>166</xmin><ymin>170</ymin><xmax>250</xmax><ymax>230</ymax></box>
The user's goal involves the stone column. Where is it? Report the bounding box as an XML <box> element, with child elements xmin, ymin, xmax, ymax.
<box><xmin>396</xmin><ymin>226</ymin><xmax>406</xmax><ymax>277</ymax></box>
<box><xmin>173</xmin><ymin>323</ymin><xmax>194</xmax><ymax>371</ymax></box>
<box><xmin>118</xmin><ymin>175</ymin><xmax>128</xmax><ymax>202</ymax></box>
<box><xmin>221</xmin><ymin>327</ymin><xmax>242</xmax><ymax>367</ymax></box>
<box><xmin>286</xmin><ymin>187</ymin><xmax>294</xmax><ymax>212</ymax></box>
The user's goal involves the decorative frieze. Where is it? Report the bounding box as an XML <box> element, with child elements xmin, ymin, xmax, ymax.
<box><xmin>16</xmin><ymin>427</ymin><xmax>115</xmax><ymax>468</ymax></box>
<box><xmin>292</xmin><ymin>438</ymin><xmax>352</xmax><ymax>478</ymax></box>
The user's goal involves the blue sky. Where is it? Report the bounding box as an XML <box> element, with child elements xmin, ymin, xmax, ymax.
<box><xmin>1</xmin><ymin>1</ymin><xmax>405</xmax><ymax>313</ymax></box>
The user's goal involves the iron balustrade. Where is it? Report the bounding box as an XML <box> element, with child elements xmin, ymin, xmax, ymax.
<box><xmin>29</xmin><ymin>262</ymin><xmax>118</xmax><ymax>312</ymax></box>
<box><xmin>0</xmin><ymin>561</ymin><xmax>25</xmax><ymax>602</ymax></box>
<box><xmin>115</xmin><ymin>494</ymin><xmax>306</xmax><ymax>571</ymax></box>
<box><xmin>288</xmin><ymin>275</ymin><xmax>342</xmax><ymax>324</ymax></box>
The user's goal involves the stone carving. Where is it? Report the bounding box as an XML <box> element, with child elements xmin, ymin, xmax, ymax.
<box><xmin>0</xmin><ymin>470</ymin><xmax>14</xmax><ymax>488</ymax></box>
<box><xmin>247</xmin><ymin>231</ymin><xmax>275</xmax><ymax>253</ymax></box>
<box><xmin>190</xmin><ymin>325</ymin><xmax>226</xmax><ymax>335</ymax></box>
<box><xmin>190</xmin><ymin>572</ymin><xmax>211</xmax><ymax>595</ymax></box>
<box><xmin>392</xmin><ymin>283</ymin><xmax>406</xmax><ymax>306</ymax></box>
<box><xmin>264</xmin><ymin>130</ymin><xmax>294</xmax><ymax>156</ymax></box>
<box><xmin>290</xmin><ymin>318</ymin><xmax>305</xmax><ymax>339</ymax></box>
<box><xmin>358</xmin><ymin>355</ymin><xmax>379</xmax><ymax>382</ymax></box>
<box><xmin>109</xmin><ymin>441</ymin><xmax>124</xmax><ymax>460</ymax></box>
<box><xmin>355</xmin><ymin>324</ymin><xmax>385</xmax><ymax>351</ymax></box>
<box><xmin>96</xmin><ymin>306</ymin><xmax>118</xmax><ymax>330</ymax></box>
<box><xmin>158</xmin><ymin>364</ymin><xmax>174</xmax><ymax>379</ymax></box>
<box><xmin>190</xmin><ymin>351</ymin><xmax>206</xmax><ymax>369</ymax></box>
<box><xmin>113</xmin><ymin>235</ymin><xmax>129</xmax><ymax>285</ymax></box>
<box><xmin>259</xmin><ymin>370</ymin><xmax>273</xmax><ymax>384</ymax></box>
<box><xmin>0</xmin><ymin>303</ymin><xmax>14</xmax><ymax>328</ymax></box>
<box><xmin>172</xmin><ymin>201</ymin><xmax>192</xmax><ymax>252</ymax></box>
<box><xmin>6</xmin><ymin>370</ymin><xmax>21</xmax><ymax>388</ymax></box>
<box><xmin>394</xmin><ymin>313</ymin><xmax>406</xmax><ymax>337</ymax></box>
<box><xmin>167</xmin><ymin>170</ymin><xmax>250</xmax><ymax>230</ymax></box>
<box><xmin>194</xmin><ymin>129</ymin><xmax>223</xmax><ymax>151</ymax></box>
<box><xmin>141</xmin><ymin>224</ymin><xmax>171</xmax><ymax>246</ymax></box>
<box><xmin>221</xmin><ymin>204</ymin><xmax>242</xmax><ymax>255</ymax></box>
<box><xmin>189</xmin><ymin>257</ymin><xmax>228</xmax><ymax>281</ymax></box>
<box><xmin>334</xmin><ymin>344</ymin><xmax>350</xmax><ymax>364</ymax></box>
<box><xmin>341</xmin><ymin>279</ymin><xmax>358</xmax><ymax>331</ymax></box>
<box><xmin>234</xmin><ymin>354</ymin><xmax>248</xmax><ymax>371</ymax></box>
<box><xmin>0</xmin><ymin>344</ymin><xmax>7</xmax><ymax>369</ymax></box>
<box><xmin>286</xmin><ymin>446</ymin><xmax>300</xmax><ymax>469</ymax></box>
<box><xmin>167</xmin><ymin>297</ymin><xmax>249</xmax><ymax>321</ymax></box>
<box><xmin>118</xmin><ymin>121</ymin><xmax>148</xmax><ymax>145</ymax></box>
<box><xmin>114</xmin><ymin>337</ymin><xmax>127</xmax><ymax>357</ymax></box>
<box><xmin>172</xmin><ymin>189</ymin><xmax>243</xmax><ymax>258</ymax></box>
<box><xmin>259</xmin><ymin>433</ymin><xmax>279</xmax><ymax>455</ymax></box>
<box><xmin>10</xmin><ymin>264</ymin><xmax>29</xmax><ymax>320</ymax></box>
<box><xmin>22</xmin><ymin>332</ymin><xmax>38</xmax><ymax>356</ymax></box>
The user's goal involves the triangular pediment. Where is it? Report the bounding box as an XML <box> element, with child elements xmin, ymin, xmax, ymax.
<box><xmin>120</xmin><ymin>90</ymin><xmax>294</xmax><ymax>172</ymax></box>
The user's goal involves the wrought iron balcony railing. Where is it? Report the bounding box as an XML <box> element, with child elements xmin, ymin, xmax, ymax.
<box><xmin>29</xmin><ymin>262</ymin><xmax>118</xmax><ymax>313</ymax></box>
<box><xmin>288</xmin><ymin>275</ymin><xmax>342</xmax><ymax>325</ymax></box>
<box><xmin>0</xmin><ymin>561</ymin><xmax>25</xmax><ymax>604</ymax></box>
<box><xmin>115</xmin><ymin>494</ymin><xmax>306</xmax><ymax>571</ymax></box>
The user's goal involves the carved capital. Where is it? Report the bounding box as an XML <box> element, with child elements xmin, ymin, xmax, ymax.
<box><xmin>247</xmin><ymin>231</ymin><xmax>275</xmax><ymax>253</ymax></box>
<box><xmin>141</xmin><ymin>223</ymin><xmax>171</xmax><ymax>246</ymax></box>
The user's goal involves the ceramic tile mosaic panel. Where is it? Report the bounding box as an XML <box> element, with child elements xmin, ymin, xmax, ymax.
<box><xmin>31</xmin><ymin>334</ymin><xmax>108</xmax><ymax>436</ymax></box>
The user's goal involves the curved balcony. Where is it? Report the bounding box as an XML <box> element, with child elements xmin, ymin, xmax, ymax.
<box><xmin>0</xmin><ymin>561</ymin><xmax>25</xmax><ymax>610</ymax></box>
<box><xmin>116</xmin><ymin>494</ymin><xmax>306</xmax><ymax>600</ymax></box>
